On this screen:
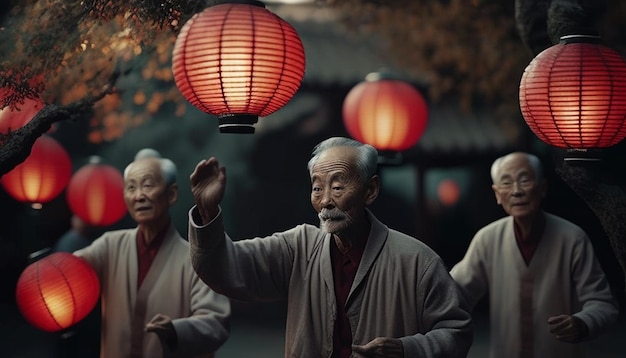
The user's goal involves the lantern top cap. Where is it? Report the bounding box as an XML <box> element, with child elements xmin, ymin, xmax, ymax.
<box><xmin>87</xmin><ymin>155</ymin><xmax>102</xmax><ymax>164</ymax></box>
<box><xmin>365</xmin><ymin>70</ymin><xmax>404</xmax><ymax>82</ymax></box>
<box><xmin>212</xmin><ymin>0</ymin><xmax>266</xmax><ymax>7</ymax></box>
<box><xmin>559</xmin><ymin>34</ymin><xmax>601</xmax><ymax>44</ymax></box>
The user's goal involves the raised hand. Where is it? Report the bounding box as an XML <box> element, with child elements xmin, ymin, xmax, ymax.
<box><xmin>190</xmin><ymin>157</ymin><xmax>226</xmax><ymax>224</ymax></box>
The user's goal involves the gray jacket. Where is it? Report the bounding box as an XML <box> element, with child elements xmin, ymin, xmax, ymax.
<box><xmin>189</xmin><ymin>207</ymin><xmax>472</xmax><ymax>357</ymax></box>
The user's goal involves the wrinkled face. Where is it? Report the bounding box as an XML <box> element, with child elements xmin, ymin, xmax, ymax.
<box><xmin>492</xmin><ymin>154</ymin><xmax>546</xmax><ymax>219</ymax></box>
<box><xmin>124</xmin><ymin>158</ymin><xmax>176</xmax><ymax>225</ymax></box>
<box><xmin>310</xmin><ymin>146</ymin><xmax>372</xmax><ymax>234</ymax></box>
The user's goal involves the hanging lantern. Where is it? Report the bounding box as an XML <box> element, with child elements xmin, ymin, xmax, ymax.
<box><xmin>437</xmin><ymin>179</ymin><xmax>460</xmax><ymax>207</ymax></box>
<box><xmin>15</xmin><ymin>252</ymin><xmax>100</xmax><ymax>333</ymax></box>
<box><xmin>172</xmin><ymin>0</ymin><xmax>306</xmax><ymax>134</ymax></box>
<box><xmin>519</xmin><ymin>35</ymin><xmax>626</xmax><ymax>151</ymax></box>
<box><xmin>343</xmin><ymin>72</ymin><xmax>429</xmax><ymax>152</ymax></box>
<box><xmin>67</xmin><ymin>156</ymin><xmax>127</xmax><ymax>227</ymax></box>
<box><xmin>0</xmin><ymin>135</ymin><xmax>71</xmax><ymax>206</ymax></box>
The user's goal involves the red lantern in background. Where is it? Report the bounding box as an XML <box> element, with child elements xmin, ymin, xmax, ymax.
<box><xmin>437</xmin><ymin>179</ymin><xmax>460</xmax><ymax>207</ymax></box>
<box><xmin>16</xmin><ymin>252</ymin><xmax>100</xmax><ymax>333</ymax></box>
<box><xmin>519</xmin><ymin>35</ymin><xmax>626</xmax><ymax>149</ymax></box>
<box><xmin>67</xmin><ymin>157</ymin><xmax>127</xmax><ymax>227</ymax></box>
<box><xmin>0</xmin><ymin>135</ymin><xmax>71</xmax><ymax>205</ymax></box>
<box><xmin>172</xmin><ymin>1</ymin><xmax>306</xmax><ymax>134</ymax></box>
<box><xmin>343</xmin><ymin>72</ymin><xmax>429</xmax><ymax>152</ymax></box>
<box><xmin>0</xmin><ymin>97</ymin><xmax>44</xmax><ymax>135</ymax></box>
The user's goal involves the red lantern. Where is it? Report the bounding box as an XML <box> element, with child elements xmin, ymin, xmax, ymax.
<box><xmin>172</xmin><ymin>1</ymin><xmax>306</xmax><ymax>134</ymax></box>
<box><xmin>343</xmin><ymin>72</ymin><xmax>429</xmax><ymax>151</ymax></box>
<box><xmin>67</xmin><ymin>157</ymin><xmax>127</xmax><ymax>227</ymax></box>
<box><xmin>519</xmin><ymin>35</ymin><xmax>626</xmax><ymax>149</ymax></box>
<box><xmin>0</xmin><ymin>97</ymin><xmax>44</xmax><ymax>135</ymax></box>
<box><xmin>0</xmin><ymin>135</ymin><xmax>71</xmax><ymax>205</ymax></box>
<box><xmin>437</xmin><ymin>179</ymin><xmax>460</xmax><ymax>207</ymax></box>
<box><xmin>15</xmin><ymin>252</ymin><xmax>100</xmax><ymax>333</ymax></box>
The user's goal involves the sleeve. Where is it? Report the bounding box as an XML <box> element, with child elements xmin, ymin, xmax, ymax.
<box><xmin>188</xmin><ymin>205</ymin><xmax>295</xmax><ymax>302</ymax></box>
<box><xmin>400</xmin><ymin>257</ymin><xmax>474</xmax><ymax>358</ymax></box>
<box><xmin>570</xmin><ymin>232</ymin><xmax>619</xmax><ymax>339</ymax></box>
<box><xmin>449</xmin><ymin>230</ymin><xmax>490</xmax><ymax>310</ymax></box>
<box><xmin>169</xmin><ymin>275</ymin><xmax>231</xmax><ymax>357</ymax></box>
<box><xmin>73</xmin><ymin>232</ymin><xmax>110</xmax><ymax>277</ymax></box>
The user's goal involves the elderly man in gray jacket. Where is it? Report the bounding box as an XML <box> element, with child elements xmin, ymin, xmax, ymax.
<box><xmin>188</xmin><ymin>137</ymin><xmax>473</xmax><ymax>357</ymax></box>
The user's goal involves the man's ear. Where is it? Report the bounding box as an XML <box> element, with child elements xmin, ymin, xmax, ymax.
<box><xmin>168</xmin><ymin>183</ymin><xmax>179</xmax><ymax>206</ymax></box>
<box><xmin>365</xmin><ymin>175</ymin><xmax>380</xmax><ymax>206</ymax></box>
<box><xmin>492</xmin><ymin>184</ymin><xmax>502</xmax><ymax>205</ymax></box>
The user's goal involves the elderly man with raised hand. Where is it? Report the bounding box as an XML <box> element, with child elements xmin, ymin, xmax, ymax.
<box><xmin>451</xmin><ymin>151</ymin><xmax>619</xmax><ymax>358</ymax></box>
<box><xmin>74</xmin><ymin>149</ymin><xmax>231</xmax><ymax>358</ymax></box>
<box><xmin>188</xmin><ymin>136</ymin><xmax>473</xmax><ymax>358</ymax></box>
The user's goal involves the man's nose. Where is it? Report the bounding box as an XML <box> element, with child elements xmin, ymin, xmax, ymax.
<box><xmin>511</xmin><ymin>181</ymin><xmax>525</xmax><ymax>195</ymax></box>
<box><xmin>320</xmin><ymin>192</ymin><xmax>334</xmax><ymax>208</ymax></box>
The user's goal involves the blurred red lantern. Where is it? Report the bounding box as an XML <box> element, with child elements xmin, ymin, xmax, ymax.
<box><xmin>67</xmin><ymin>157</ymin><xmax>127</xmax><ymax>227</ymax></box>
<box><xmin>519</xmin><ymin>35</ymin><xmax>626</xmax><ymax>149</ymax></box>
<box><xmin>343</xmin><ymin>72</ymin><xmax>429</xmax><ymax>152</ymax></box>
<box><xmin>172</xmin><ymin>1</ymin><xmax>306</xmax><ymax>134</ymax></box>
<box><xmin>0</xmin><ymin>97</ymin><xmax>44</xmax><ymax>135</ymax></box>
<box><xmin>16</xmin><ymin>252</ymin><xmax>100</xmax><ymax>333</ymax></box>
<box><xmin>0</xmin><ymin>135</ymin><xmax>71</xmax><ymax>205</ymax></box>
<box><xmin>437</xmin><ymin>179</ymin><xmax>460</xmax><ymax>207</ymax></box>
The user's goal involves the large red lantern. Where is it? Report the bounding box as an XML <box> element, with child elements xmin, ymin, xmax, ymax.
<box><xmin>16</xmin><ymin>252</ymin><xmax>100</xmax><ymax>333</ymax></box>
<box><xmin>0</xmin><ymin>135</ymin><xmax>71</xmax><ymax>205</ymax></box>
<box><xmin>519</xmin><ymin>35</ymin><xmax>626</xmax><ymax>149</ymax></box>
<box><xmin>343</xmin><ymin>72</ymin><xmax>429</xmax><ymax>152</ymax></box>
<box><xmin>67</xmin><ymin>157</ymin><xmax>127</xmax><ymax>227</ymax></box>
<box><xmin>172</xmin><ymin>1</ymin><xmax>306</xmax><ymax>134</ymax></box>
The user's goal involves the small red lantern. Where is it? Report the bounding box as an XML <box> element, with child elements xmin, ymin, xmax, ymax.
<box><xmin>519</xmin><ymin>35</ymin><xmax>626</xmax><ymax>149</ymax></box>
<box><xmin>67</xmin><ymin>157</ymin><xmax>127</xmax><ymax>227</ymax></box>
<box><xmin>0</xmin><ymin>135</ymin><xmax>71</xmax><ymax>205</ymax></box>
<box><xmin>172</xmin><ymin>1</ymin><xmax>306</xmax><ymax>134</ymax></box>
<box><xmin>16</xmin><ymin>252</ymin><xmax>100</xmax><ymax>333</ymax></box>
<box><xmin>343</xmin><ymin>72</ymin><xmax>429</xmax><ymax>152</ymax></box>
<box><xmin>437</xmin><ymin>179</ymin><xmax>460</xmax><ymax>207</ymax></box>
<box><xmin>0</xmin><ymin>97</ymin><xmax>44</xmax><ymax>135</ymax></box>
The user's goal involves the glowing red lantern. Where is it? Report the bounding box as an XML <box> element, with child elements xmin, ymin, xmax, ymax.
<box><xmin>0</xmin><ymin>97</ymin><xmax>44</xmax><ymax>135</ymax></box>
<box><xmin>0</xmin><ymin>135</ymin><xmax>71</xmax><ymax>205</ymax></box>
<box><xmin>343</xmin><ymin>72</ymin><xmax>429</xmax><ymax>151</ymax></box>
<box><xmin>67</xmin><ymin>157</ymin><xmax>127</xmax><ymax>227</ymax></box>
<box><xmin>519</xmin><ymin>35</ymin><xmax>626</xmax><ymax>149</ymax></box>
<box><xmin>437</xmin><ymin>179</ymin><xmax>460</xmax><ymax>207</ymax></box>
<box><xmin>172</xmin><ymin>1</ymin><xmax>306</xmax><ymax>134</ymax></box>
<box><xmin>16</xmin><ymin>252</ymin><xmax>100</xmax><ymax>333</ymax></box>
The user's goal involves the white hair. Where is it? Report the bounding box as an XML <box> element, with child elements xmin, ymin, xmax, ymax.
<box><xmin>307</xmin><ymin>137</ymin><xmax>378</xmax><ymax>184</ymax></box>
<box><xmin>490</xmin><ymin>152</ymin><xmax>543</xmax><ymax>183</ymax></box>
<box><xmin>124</xmin><ymin>148</ymin><xmax>177</xmax><ymax>185</ymax></box>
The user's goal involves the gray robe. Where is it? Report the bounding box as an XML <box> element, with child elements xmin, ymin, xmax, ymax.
<box><xmin>189</xmin><ymin>207</ymin><xmax>472</xmax><ymax>358</ymax></box>
<box><xmin>451</xmin><ymin>212</ymin><xmax>618</xmax><ymax>358</ymax></box>
<box><xmin>75</xmin><ymin>223</ymin><xmax>231</xmax><ymax>358</ymax></box>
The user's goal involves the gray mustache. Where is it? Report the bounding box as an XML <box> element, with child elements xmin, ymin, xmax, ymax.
<box><xmin>319</xmin><ymin>208</ymin><xmax>347</xmax><ymax>220</ymax></box>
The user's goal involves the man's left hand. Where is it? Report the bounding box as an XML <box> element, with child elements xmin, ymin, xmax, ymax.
<box><xmin>548</xmin><ymin>314</ymin><xmax>588</xmax><ymax>343</ymax></box>
<box><xmin>352</xmin><ymin>337</ymin><xmax>403</xmax><ymax>357</ymax></box>
<box><xmin>146</xmin><ymin>313</ymin><xmax>177</xmax><ymax>349</ymax></box>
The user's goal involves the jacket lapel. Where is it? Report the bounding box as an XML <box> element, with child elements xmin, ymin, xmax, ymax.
<box><xmin>348</xmin><ymin>209</ymin><xmax>388</xmax><ymax>303</ymax></box>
